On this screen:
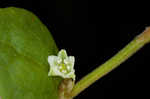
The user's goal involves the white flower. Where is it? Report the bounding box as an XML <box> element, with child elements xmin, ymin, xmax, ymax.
<box><xmin>48</xmin><ymin>49</ymin><xmax>75</xmax><ymax>80</ymax></box>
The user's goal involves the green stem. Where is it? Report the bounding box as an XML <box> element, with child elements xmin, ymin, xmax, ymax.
<box><xmin>70</xmin><ymin>27</ymin><xmax>150</xmax><ymax>98</ymax></box>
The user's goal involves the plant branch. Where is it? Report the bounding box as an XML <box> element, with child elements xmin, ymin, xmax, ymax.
<box><xmin>70</xmin><ymin>27</ymin><xmax>150</xmax><ymax>98</ymax></box>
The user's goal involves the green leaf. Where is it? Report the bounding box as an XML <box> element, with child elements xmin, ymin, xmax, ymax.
<box><xmin>0</xmin><ymin>7</ymin><xmax>62</xmax><ymax>99</ymax></box>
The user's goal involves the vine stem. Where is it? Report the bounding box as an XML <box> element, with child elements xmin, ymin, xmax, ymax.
<box><xmin>70</xmin><ymin>27</ymin><xmax>150</xmax><ymax>98</ymax></box>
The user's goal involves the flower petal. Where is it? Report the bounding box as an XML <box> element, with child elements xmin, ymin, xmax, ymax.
<box><xmin>68</xmin><ymin>56</ymin><xmax>75</xmax><ymax>67</ymax></box>
<box><xmin>48</xmin><ymin>56</ymin><xmax>58</xmax><ymax>67</ymax></box>
<box><xmin>58</xmin><ymin>49</ymin><xmax>68</xmax><ymax>59</ymax></box>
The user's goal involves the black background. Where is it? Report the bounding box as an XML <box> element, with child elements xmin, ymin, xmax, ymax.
<box><xmin>0</xmin><ymin>0</ymin><xmax>148</xmax><ymax>99</ymax></box>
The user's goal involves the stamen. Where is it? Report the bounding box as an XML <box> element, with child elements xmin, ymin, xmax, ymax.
<box><xmin>57</xmin><ymin>58</ymin><xmax>62</xmax><ymax>64</ymax></box>
<box><xmin>62</xmin><ymin>70</ymin><xmax>67</xmax><ymax>73</ymax></box>
<box><xmin>67</xmin><ymin>66</ymin><xmax>70</xmax><ymax>70</ymax></box>
<box><xmin>58</xmin><ymin>66</ymin><xmax>62</xmax><ymax>70</ymax></box>
<box><xmin>64</xmin><ymin>59</ymin><xmax>69</xmax><ymax>64</ymax></box>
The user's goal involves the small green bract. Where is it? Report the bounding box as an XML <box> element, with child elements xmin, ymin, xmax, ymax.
<box><xmin>48</xmin><ymin>49</ymin><xmax>75</xmax><ymax>80</ymax></box>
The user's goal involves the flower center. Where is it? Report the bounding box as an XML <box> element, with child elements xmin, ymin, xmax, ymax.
<box><xmin>58</xmin><ymin>62</ymin><xmax>71</xmax><ymax>74</ymax></box>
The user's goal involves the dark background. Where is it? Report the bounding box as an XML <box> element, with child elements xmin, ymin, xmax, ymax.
<box><xmin>0</xmin><ymin>0</ymin><xmax>148</xmax><ymax>99</ymax></box>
